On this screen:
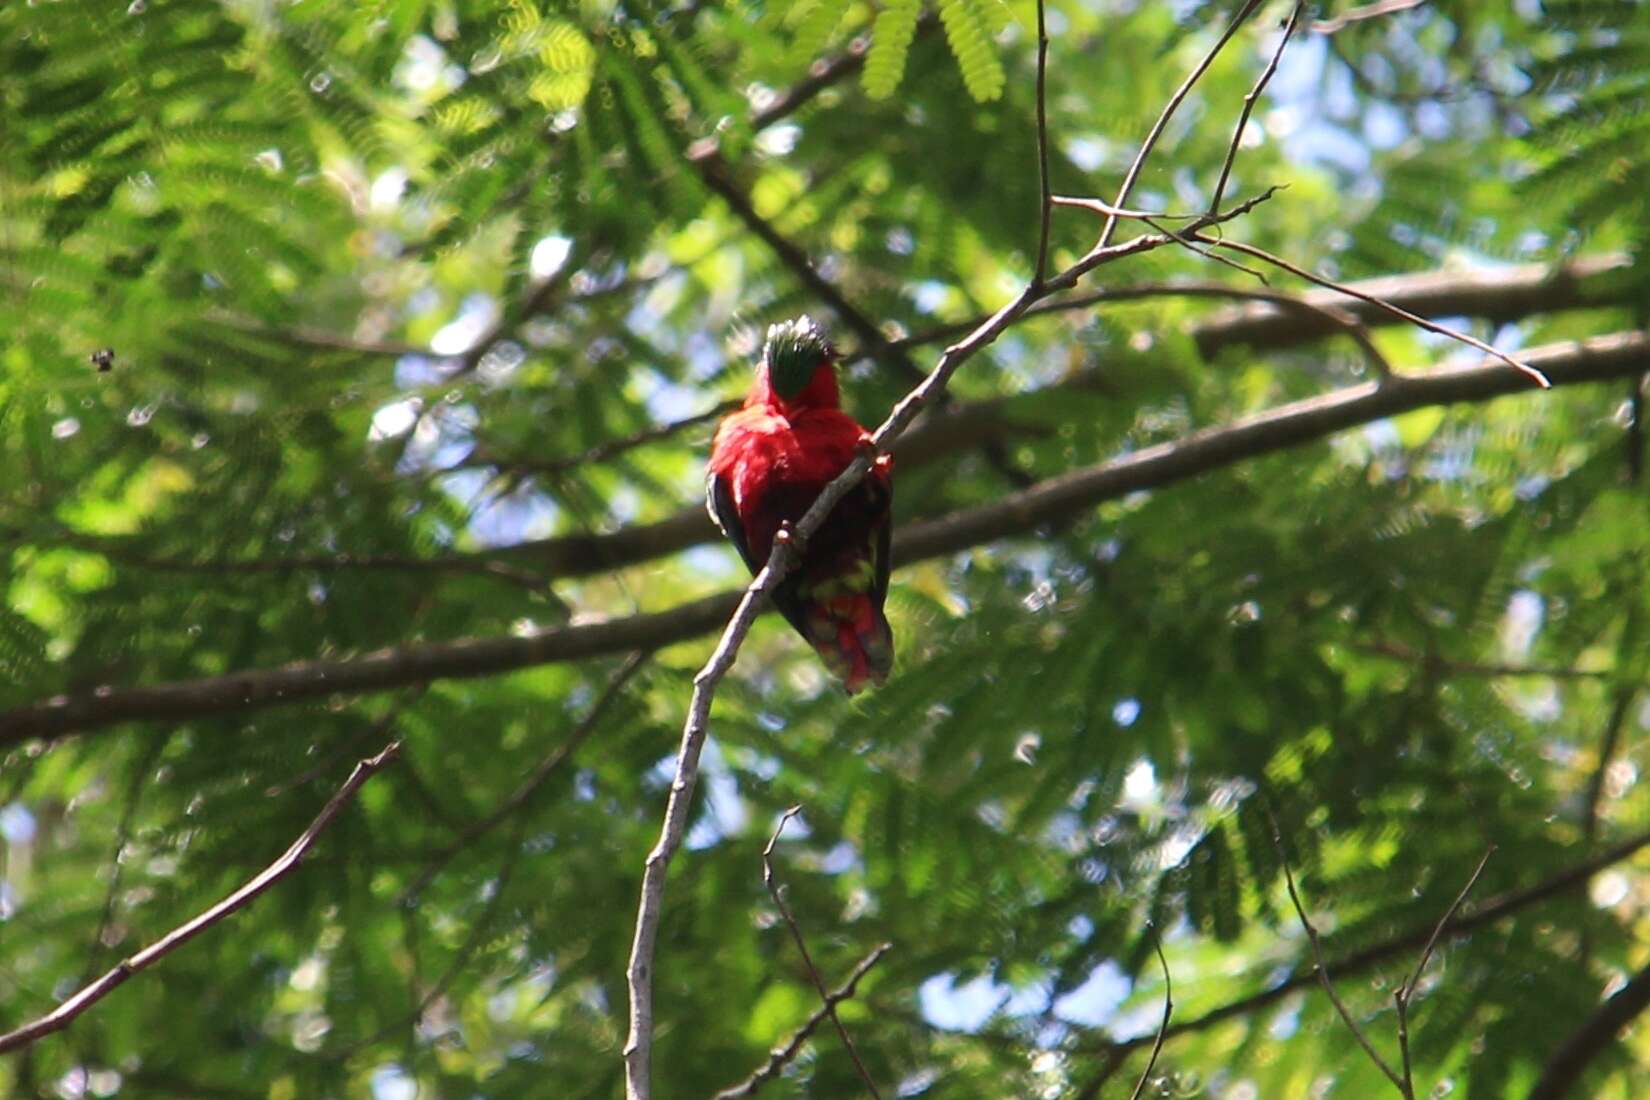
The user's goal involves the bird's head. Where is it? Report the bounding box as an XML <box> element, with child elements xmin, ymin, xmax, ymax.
<box><xmin>762</xmin><ymin>315</ymin><xmax>839</xmax><ymax>404</ymax></box>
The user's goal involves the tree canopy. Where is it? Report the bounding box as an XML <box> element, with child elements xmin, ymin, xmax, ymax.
<box><xmin>3</xmin><ymin>1</ymin><xmax>1650</xmax><ymax>1098</ymax></box>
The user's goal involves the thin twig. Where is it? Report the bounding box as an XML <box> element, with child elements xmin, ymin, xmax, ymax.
<box><xmin>1097</xmin><ymin>0</ymin><xmax>1267</xmax><ymax>249</ymax></box>
<box><xmin>1210</xmin><ymin>2</ymin><xmax>1305</xmax><ymax>215</ymax></box>
<box><xmin>1312</xmin><ymin>0</ymin><xmax>1428</xmax><ymax>34</ymax></box>
<box><xmin>1400</xmin><ymin>847</ymin><xmax>1495</xmax><ymax>1005</ymax></box>
<box><xmin>0</xmin><ymin>741</ymin><xmax>401</xmax><ymax>1054</ymax></box>
<box><xmin>79</xmin><ymin>736</ymin><xmax>167</xmax><ymax>985</ymax></box>
<box><xmin>1583</xmin><ymin>690</ymin><xmax>1636</xmax><ymax>847</ymax></box>
<box><xmin>1271</xmin><ymin>815</ymin><xmax>1408</xmax><ymax>1094</ymax></box>
<box><xmin>1392</xmin><ymin>847</ymin><xmax>1492</xmax><ymax>1099</ymax></box>
<box><xmin>399</xmin><ymin>652</ymin><xmax>649</xmax><ymax>905</ymax></box>
<box><xmin>1053</xmin><ymin>195</ymin><xmax>1237</xmax><ymax>221</ymax></box>
<box><xmin>1146</xmin><ymin>216</ymin><xmax>1273</xmax><ymax>283</ymax></box>
<box><xmin>761</xmin><ymin>808</ymin><xmax>883</xmax><ymax>1099</ymax></box>
<box><xmin>1032</xmin><ymin>0</ymin><xmax>1053</xmax><ymax>285</ymax></box>
<box><xmin>886</xmin><ymin>253</ymin><xmax>1630</xmax><ymax>360</ymax></box>
<box><xmin>1127</xmin><ymin>932</ymin><xmax>1174</xmax><ymax>1100</ymax></box>
<box><xmin>1192</xmin><ymin>234</ymin><xmax>1552</xmax><ymax>387</ymax></box>
<box><xmin>713</xmin><ymin>943</ymin><xmax>892</xmax><ymax>1100</ymax></box>
<box><xmin>466</xmin><ymin>401</ymin><xmax>740</xmax><ymax>480</ymax></box>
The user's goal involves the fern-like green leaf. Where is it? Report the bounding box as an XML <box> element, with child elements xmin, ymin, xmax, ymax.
<box><xmin>863</xmin><ymin>0</ymin><xmax>923</xmax><ymax>101</ymax></box>
<box><xmin>787</xmin><ymin>0</ymin><xmax>852</xmax><ymax>73</ymax></box>
<box><xmin>937</xmin><ymin>0</ymin><xmax>1006</xmax><ymax>102</ymax></box>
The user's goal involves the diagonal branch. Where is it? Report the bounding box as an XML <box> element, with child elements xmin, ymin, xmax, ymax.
<box><xmin>1273</xmin><ymin>817</ymin><xmax>1409</xmax><ymax>1094</ymax></box>
<box><xmin>1081</xmin><ymin>823</ymin><xmax>1650</xmax><ymax>1059</ymax></box>
<box><xmin>1127</xmin><ymin>934</ymin><xmax>1174</xmax><ymax>1100</ymax></box>
<box><xmin>397</xmin><ymin>651</ymin><xmax>650</xmax><ymax>905</ymax></box>
<box><xmin>5</xmin><ymin>331</ymin><xmax>1648</xmax><ymax>746</ymax></box>
<box><xmin>713</xmin><ymin>943</ymin><xmax>892</xmax><ymax>1100</ymax></box>
<box><xmin>1526</xmin><ymin>960</ymin><xmax>1650</xmax><ymax>1100</ymax></box>
<box><xmin>750</xmin><ymin>15</ymin><xmax>938</xmax><ymax>131</ymax></box>
<box><xmin>760</xmin><ymin>808</ymin><xmax>882</xmax><ymax>1098</ymax></box>
<box><xmin>0</xmin><ymin>741</ymin><xmax>401</xmax><ymax>1054</ymax></box>
<box><xmin>687</xmin><ymin>139</ymin><xmax>924</xmax><ymax>386</ymax></box>
<box><xmin>1097</xmin><ymin>0</ymin><xmax>1267</xmax><ymax>250</ymax></box>
<box><xmin>1193</xmin><ymin>234</ymin><xmax>1551</xmax><ymax>386</ymax></box>
<box><xmin>1210</xmin><ymin>2</ymin><xmax>1305</xmax><ymax>216</ymax></box>
<box><xmin>1394</xmin><ymin>847</ymin><xmax>1493</xmax><ymax>1099</ymax></box>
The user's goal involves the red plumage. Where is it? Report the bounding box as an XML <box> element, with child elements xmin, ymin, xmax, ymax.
<box><xmin>706</xmin><ymin>317</ymin><xmax>894</xmax><ymax>693</ymax></box>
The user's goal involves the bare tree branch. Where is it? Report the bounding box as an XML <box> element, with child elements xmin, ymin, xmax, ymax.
<box><xmin>1073</xmin><ymin>824</ymin><xmax>1650</xmax><ymax>1060</ymax></box>
<box><xmin>1127</xmin><ymin>933</ymin><xmax>1174</xmax><ymax>1100</ymax></box>
<box><xmin>1193</xmin><ymin>234</ymin><xmax>1551</xmax><ymax>386</ymax></box>
<box><xmin>1097</xmin><ymin>0</ymin><xmax>1267</xmax><ymax>250</ymax></box>
<box><xmin>0</xmin><ymin>741</ymin><xmax>401</xmax><ymax>1055</ymax></box>
<box><xmin>6</xmin><ymin>331</ymin><xmax>1648</xmax><ymax>746</ymax></box>
<box><xmin>1210</xmin><ymin>3</ymin><xmax>1305</xmax><ymax>216</ymax></box>
<box><xmin>889</xmin><ymin>253</ymin><xmax>1630</xmax><ymax>361</ymax></box>
<box><xmin>760</xmin><ymin>808</ymin><xmax>883</xmax><ymax>1098</ymax></box>
<box><xmin>621</xmin><ymin>182</ymin><xmax>1093</xmax><ymax>1094</ymax></box>
<box><xmin>1273</xmin><ymin>815</ymin><xmax>1409</xmax><ymax>1094</ymax></box>
<box><xmin>1394</xmin><ymin>847</ymin><xmax>1492</xmax><ymax>1099</ymax></box>
<box><xmin>1527</xmin><ymin>961</ymin><xmax>1650</xmax><ymax>1100</ymax></box>
<box><xmin>1032</xmin><ymin>0</ymin><xmax>1053</xmax><ymax>286</ymax></box>
<box><xmin>713</xmin><ymin>943</ymin><xmax>892</xmax><ymax>1100</ymax></box>
<box><xmin>1312</xmin><ymin>0</ymin><xmax>1428</xmax><ymax>34</ymax></box>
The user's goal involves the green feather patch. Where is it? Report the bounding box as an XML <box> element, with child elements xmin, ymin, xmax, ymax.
<box><xmin>764</xmin><ymin>315</ymin><xmax>835</xmax><ymax>398</ymax></box>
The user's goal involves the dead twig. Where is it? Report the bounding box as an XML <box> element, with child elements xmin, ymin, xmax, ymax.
<box><xmin>713</xmin><ymin>943</ymin><xmax>892</xmax><ymax>1100</ymax></box>
<box><xmin>1191</xmin><ymin>234</ymin><xmax>1551</xmax><ymax>387</ymax></box>
<box><xmin>1271</xmin><ymin>816</ymin><xmax>1409</xmax><ymax>1094</ymax></box>
<box><xmin>1393</xmin><ymin>847</ymin><xmax>1493</xmax><ymax>1098</ymax></box>
<box><xmin>1210</xmin><ymin>3</ymin><xmax>1305</xmax><ymax>216</ymax></box>
<box><xmin>1127</xmin><ymin>931</ymin><xmax>1175</xmax><ymax>1100</ymax></box>
<box><xmin>1312</xmin><ymin>0</ymin><xmax>1428</xmax><ymax>35</ymax></box>
<box><xmin>0</xmin><ymin>742</ymin><xmax>402</xmax><ymax>1054</ymax></box>
<box><xmin>756</xmin><ymin>808</ymin><xmax>883</xmax><ymax>1099</ymax></box>
<box><xmin>1097</xmin><ymin>0</ymin><xmax>1268</xmax><ymax>249</ymax></box>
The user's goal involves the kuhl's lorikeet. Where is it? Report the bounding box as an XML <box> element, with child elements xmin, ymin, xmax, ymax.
<box><xmin>706</xmin><ymin>317</ymin><xmax>895</xmax><ymax>693</ymax></box>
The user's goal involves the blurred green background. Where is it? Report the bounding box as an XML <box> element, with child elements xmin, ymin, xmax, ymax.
<box><xmin>3</xmin><ymin>1</ymin><xmax>1650</xmax><ymax>1097</ymax></box>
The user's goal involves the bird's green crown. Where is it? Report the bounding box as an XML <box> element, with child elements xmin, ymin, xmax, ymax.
<box><xmin>764</xmin><ymin>315</ymin><xmax>835</xmax><ymax>398</ymax></box>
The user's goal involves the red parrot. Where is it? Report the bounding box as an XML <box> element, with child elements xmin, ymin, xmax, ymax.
<box><xmin>706</xmin><ymin>316</ymin><xmax>895</xmax><ymax>693</ymax></box>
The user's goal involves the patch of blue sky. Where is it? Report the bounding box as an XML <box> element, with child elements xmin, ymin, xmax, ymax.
<box><xmin>430</xmin><ymin>292</ymin><xmax>499</xmax><ymax>356</ymax></box>
<box><xmin>1052</xmin><ymin>960</ymin><xmax>1132</xmax><ymax>1028</ymax></box>
<box><xmin>466</xmin><ymin>484</ymin><xmax>559</xmax><ymax>548</ymax></box>
<box><xmin>0</xmin><ymin>803</ymin><xmax>37</xmax><ymax>845</ymax></box>
<box><xmin>919</xmin><ymin>972</ymin><xmax>1046</xmax><ymax>1031</ymax></box>
<box><xmin>686</xmin><ymin>743</ymin><xmax>748</xmax><ymax>851</ymax></box>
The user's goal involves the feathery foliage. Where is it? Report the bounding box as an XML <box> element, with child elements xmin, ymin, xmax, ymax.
<box><xmin>1</xmin><ymin>2</ymin><xmax>1649</xmax><ymax>1098</ymax></box>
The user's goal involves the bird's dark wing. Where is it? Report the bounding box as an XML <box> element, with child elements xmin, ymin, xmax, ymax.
<box><xmin>706</xmin><ymin>468</ymin><xmax>760</xmax><ymax>575</ymax></box>
<box><xmin>867</xmin><ymin>471</ymin><xmax>892</xmax><ymax>607</ymax></box>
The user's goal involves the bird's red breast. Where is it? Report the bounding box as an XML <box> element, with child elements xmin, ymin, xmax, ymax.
<box><xmin>706</xmin><ymin>332</ymin><xmax>894</xmax><ymax>694</ymax></box>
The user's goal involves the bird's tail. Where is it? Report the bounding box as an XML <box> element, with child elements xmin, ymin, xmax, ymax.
<box><xmin>798</xmin><ymin>562</ymin><xmax>893</xmax><ymax>694</ymax></box>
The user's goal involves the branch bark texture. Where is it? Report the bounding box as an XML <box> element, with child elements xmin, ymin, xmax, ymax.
<box><xmin>5</xmin><ymin>331</ymin><xmax>1644</xmax><ymax>746</ymax></box>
